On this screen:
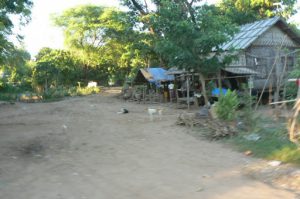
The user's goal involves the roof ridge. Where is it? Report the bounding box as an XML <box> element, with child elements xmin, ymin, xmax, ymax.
<box><xmin>240</xmin><ymin>16</ymin><xmax>281</xmax><ymax>28</ymax></box>
<box><xmin>220</xmin><ymin>16</ymin><xmax>291</xmax><ymax>50</ymax></box>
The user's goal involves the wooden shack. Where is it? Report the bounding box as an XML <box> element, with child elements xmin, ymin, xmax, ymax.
<box><xmin>132</xmin><ymin>67</ymin><xmax>175</xmax><ymax>103</ymax></box>
<box><xmin>220</xmin><ymin>17</ymin><xmax>300</xmax><ymax>95</ymax></box>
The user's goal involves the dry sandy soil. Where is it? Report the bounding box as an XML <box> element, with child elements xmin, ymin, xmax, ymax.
<box><xmin>0</xmin><ymin>88</ymin><xmax>299</xmax><ymax>199</ymax></box>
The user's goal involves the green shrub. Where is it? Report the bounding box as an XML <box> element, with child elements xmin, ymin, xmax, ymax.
<box><xmin>238</xmin><ymin>93</ymin><xmax>258</xmax><ymax>131</ymax></box>
<box><xmin>0</xmin><ymin>93</ymin><xmax>18</xmax><ymax>101</ymax></box>
<box><xmin>0</xmin><ymin>85</ymin><xmax>101</xmax><ymax>102</ymax></box>
<box><xmin>227</xmin><ymin>120</ymin><xmax>300</xmax><ymax>165</ymax></box>
<box><xmin>215</xmin><ymin>90</ymin><xmax>239</xmax><ymax>121</ymax></box>
<box><xmin>42</xmin><ymin>86</ymin><xmax>70</xmax><ymax>101</ymax></box>
<box><xmin>76</xmin><ymin>86</ymin><xmax>100</xmax><ymax>96</ymax></box>
<box><xmin>286</xmin><ymin>59</ymin><xmax>300</xmax><ymax>100</ymax></box>
<box><xmin>285</xmin><ymin>81</ymin><xmax>298</xmax><ymax>100</ymax></box>
<box><xmin>68</xmin><ymin>87</ymin><xmax>78</xmax><ymax>96</ymax></box>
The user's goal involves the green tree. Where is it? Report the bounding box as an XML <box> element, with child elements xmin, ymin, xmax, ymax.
<box><xmin>121</xmin><ymin>0</ymin><xmax>237</xmax><ymax>104</ymax></box>
<box><xmin>0</xmin><ymin>0</ymin><xmax>33</xmax><ymax>64</ymax></box>
<box><xmin>5</xmin><ymin>48</ymin><xmax>31</xmax><ymax>83</ymax></box>
<box><xmin>33</xmin><ymin>48</ymin><xmax>82</xmax><ymax>91</ymax></box>
<box><xmin>53</xmin><ymin>5</ymin><xmax>152</xmax><ymax>85</ymax></box>
<box><xmin>218</xmin><ymin>0</ymin><xmax>297</xmax><ymax>24</ymax></box>
<box><xmin>0</xmin><ymin>48</ymin><xmax>31</xmax><ymax>91</ymax></box>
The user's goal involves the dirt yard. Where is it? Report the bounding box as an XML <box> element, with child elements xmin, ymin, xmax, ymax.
<box><xmin>0</xmin><ymin>88</ymin><xmax>298</xmax><ymax>199</ymax></box>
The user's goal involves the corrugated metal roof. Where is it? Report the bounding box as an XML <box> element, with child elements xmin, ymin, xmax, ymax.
<box><xmin>223</xmin><ymin>67</ymin><xmax>261</xmax><ymax>75</ymax></box>
<box><xmin>166</xmin><ymin>67</ymin><xmax>187</xmax><ymax>75</ymax></box>
<box><xmin>221</xmin><ymin>17</ymin><xmax>281</xmax><ymax>50</ymax></box>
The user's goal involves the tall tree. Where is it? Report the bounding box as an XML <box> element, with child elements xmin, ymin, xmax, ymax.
<box><xmin>0</xmin><ymin>48</ymin><xmax>31</xmax><ymax>90</ymax></box>
<box><xmin>0</xmin><ymin>0</ymin><xmax>33</xmax><ymax>63</ymax></box>
<box><xmin>33</xmin><ymin>48</ymin><xmax>82</xmax><ymax>90</ymax></box>
<box><xmin>218</xmin><ymin>0</ymin><xmax>297</xmax><ymax>25</ymax></box>
<box><xmin>120</xmin><ymin>0</ymin><xmax>237</xmax><ymax>104</ymax></box>
<box><xmin>53</xmin><ymin>5</ymin><xmax>149</xmax><ymax>84</ymax></box>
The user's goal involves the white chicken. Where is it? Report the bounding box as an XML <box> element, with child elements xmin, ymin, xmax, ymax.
<box><xmin>148</xmin><ymin>108</ymin><xmax>163</xmax><ymax>121</ymax></box>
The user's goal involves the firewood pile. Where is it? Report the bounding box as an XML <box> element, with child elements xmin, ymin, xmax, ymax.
<box><xmin>19</xmin><ymin>94</ymin><xmax>43</xmax><ymax>103</ymax></box>
<box><xmin>176</xmin><ymin>112</ymin><xmax>238</xmax><ymax>140</ymax></box>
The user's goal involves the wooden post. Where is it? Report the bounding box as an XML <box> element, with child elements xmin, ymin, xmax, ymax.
<box><xmin>248</xmin><ymin>76</ymin><xmax>254</xmax><ymax>108</ymax></box>
<box><xmin>199</xmin><ymin>73</ymin><xmax>209</xmax><ymax>106</ymax></box>
<box><xmin>297</xmin><ymin>80</ymin><xmax>300</xmax><ymax>98</ymax></box>
<box><xmin>269</xmin><ymin>77</ymin><xmax>273</xmax><ymax>105</ymax></box>
<box><xmin>287</xmin><ymin>78</ymin><xmax>300</xmax><ymax>144</ymax></box>
<box><xmin>289</xmin><ymin>99</ymin><xmax>300</xmax><ymax>144</ymax></box>
<box><xmin>187</xmin><ymin>76</ymin><xmax>190</xmax><ymax>110</ymax></box>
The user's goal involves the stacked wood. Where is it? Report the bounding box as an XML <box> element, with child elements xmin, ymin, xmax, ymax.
<box><xmin>176</xmin><ymin>112</ymin><xmax>199</xmax><ymax>127</ymax></box>
<box><xmin>19</xmin><ymin>95</ymin><xmax>43</xmax><ymax>103</ymax></box>
<box><xmin>176</xmin><ymin>112</ymin><xmax>237</xmax><ymax>140</ymax></box>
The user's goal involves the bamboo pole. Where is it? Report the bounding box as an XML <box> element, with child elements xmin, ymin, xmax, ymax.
<box><xmin>255</xmin><ymin>35</ymin><xmax>287</xmax><ymax>110</ymax></box>
<box><xmin>269</xmin><ymin>76</ymin><xmax>273</xmax><ymax>105</ymax></box>
<box><xmin>288</xmin><ymin>99</ymin><xmax>300</xmax><ymax>144</ymax></box>
<box><xmin>187</xmin><ymin>76</ymin><xmax>190</xmax><ymax>110</ymax></box>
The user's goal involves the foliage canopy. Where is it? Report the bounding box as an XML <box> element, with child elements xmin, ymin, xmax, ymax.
<box><xmin>0</xmin><ymin>0</ymin><xmax>33</xmax><ymax>64</ymax></box>
<box><xmin>218</xmin><ymin>0</ymin><xmax>298</xmax><ymax>25</ymax></box>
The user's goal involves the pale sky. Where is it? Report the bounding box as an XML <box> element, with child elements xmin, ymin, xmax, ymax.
<box><xmin>12</xmin><ymin>0</ymin><xmax>300</xmax><ymax>57</ymax></box>
<box><xmin>15</xmin><ymin>0</ymin><xmax>122</xmax><ymax>57</ymax></box>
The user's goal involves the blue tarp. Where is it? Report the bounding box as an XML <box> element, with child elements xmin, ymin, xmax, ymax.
<box><xmin>146</xmin><ymin>68</ymin><xmax>174</xmax><ymax>86</ymax></box>
<box><xmin>212</xmin><ymin>88</ymin><xmax>228</xmax><ymax>96</ymax></box>
<box><xmin>135</xmin><ymin>67</ymin><xmax>174</xmax><ymax>87</ymax></box>
<box><xmin>141</xmin><ymin>68</ymin><xmax>175</xmax><ymax>87</ymax></box>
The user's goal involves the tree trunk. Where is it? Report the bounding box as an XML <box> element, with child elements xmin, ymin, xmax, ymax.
<box><xmin>45</xmin><ymin>78</ymin><xmax>48</xmax><ymax>93</ymax></box>
<box><xmin>84</xmin><ymin>64</ymin><xmax>88</xmax><ymax>83</ymax></box>
<box><xmin>199</xmin><ymin>72</ymin><xmax>209</xmax><ymax>106</ymax></box>
<box><xmin>159</xmin><ymin>56</ymin><xmax>167</xmax><ymax>68</ymax></box>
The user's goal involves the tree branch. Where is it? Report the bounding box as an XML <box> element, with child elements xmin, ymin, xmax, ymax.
<box><xmin>129</xmin><ymin>0</ymin><xmax>147</xmax><ymax>15</ymax></box>
<box><xmin>184</xmin><ymin>0</ymin><xmax>196</xmax><ymax>25</ymax></box>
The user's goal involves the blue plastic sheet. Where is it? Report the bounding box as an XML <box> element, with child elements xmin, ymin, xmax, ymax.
<box><xmin>147</xmin><ymin>68</ymin><xmax>174</xmax><ymax>87</ymax></box>
<box><xmin>212</xmin><ymin>88</ymin><xmax>228</xmax><ymax>96</ymax></box>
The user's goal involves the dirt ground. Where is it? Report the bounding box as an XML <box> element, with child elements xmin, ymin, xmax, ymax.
<box><xmin>0</xmin><ymin>88</ymin><xmax>299</xmax><ymax>199</ymax></box>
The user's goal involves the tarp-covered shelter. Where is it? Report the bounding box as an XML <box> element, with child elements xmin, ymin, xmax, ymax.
<box><xmin>134</xmin><ymin>67</ymin><xmax>174</xmax><ymax>86</ymax></box>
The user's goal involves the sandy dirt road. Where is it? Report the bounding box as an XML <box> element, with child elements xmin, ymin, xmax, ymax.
<box><xmin>0</xmin><ymin>91</ymin><xmax>298</xmax><ymax>199</ymax></box>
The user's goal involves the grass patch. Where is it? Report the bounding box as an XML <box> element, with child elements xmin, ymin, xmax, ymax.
<box><xmin>42</xmin><ymin>86</ymin><xmax>101</xmax><ymax>101</ymax></box>
<box><xmin>226</xmin><ymin>117</ymin><xmax>300</xmax><ymax>165</ymax></box>
<box><xmin>75</xmin><ymin>86</ymin><xmax>101</xmax><ymax>96</ymax></box>
<box><xmin>0</xmin><ymin>92</ymin><xmax>19</xmax><ymax>101</ymax></box>
<box><xmin>0</xmin><ymin>86</ymin><xmax>101</xmax><ymax>102</ymax></box>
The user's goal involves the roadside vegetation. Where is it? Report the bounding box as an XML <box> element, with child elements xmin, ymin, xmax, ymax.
<box><xmin>228</xmin><ymin>120</ymin><xmax>300</xmax><ymax>165</ymax></box>
<box><xmin>1</xmin><ymin>0</ymin><xmax>298</xmax><ymax>102</ymax></box>
<box><xmin>231</xmin><ymin>59</ymin><xmax>300</xmax><ymax>165</ymax></box>
<box><xmin>212</xmin><ymin>87</ymin><xmax>300</xmax><ymax>165</ymax></box>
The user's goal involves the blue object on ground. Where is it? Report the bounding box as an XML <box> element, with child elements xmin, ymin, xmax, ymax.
<box><xmin>212</xmin><ymin>88</ymin><xmax>228</xmax><ymax>96</ymax></box>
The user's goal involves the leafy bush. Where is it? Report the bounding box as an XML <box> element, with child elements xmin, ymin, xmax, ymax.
<box><xmin>238</xmin><ymin>93</ymin><xmax>258</xmax><ymax>131</ymax></box>
<box><xmin>42</xmin><ymin>87</ymin><xmax>67</xmax><ymax>100</ymax></box>
<box><xmin>0</xmin><ymin>93</ymin><xmax>18</xmax><ymax>101</ymax></box>
<box><xmin>0</xmin><ymin>84</ymin><xmax>101</xmax><ymax>102</ymax></box>
<box><xmin>75</xmin><ymin>86</ymin><xmax>100</xmax><ymax>96</ymax></box>
<box><xmin>227</xmin><ymin>119</ymin><xmax>300</xmax><ymax>165</ymax></box>
<box><xmin>42</xmin><ymin>86</ymin><xmax>101</xmax><ymax>100</ymax></box>
<box><xmin>215</xmin><ymin>90</ymin><xmax>239</xmax><ymax>121</ymax></box>
<box><xmin>286</xmin><ymin>81</ymin><xmax>298</xmax><ymax>100</ymax></box>
<box><xmin>286</xmin><ymin>58</ymin><xmax>300</xmax><ymax>100</ymax></box>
